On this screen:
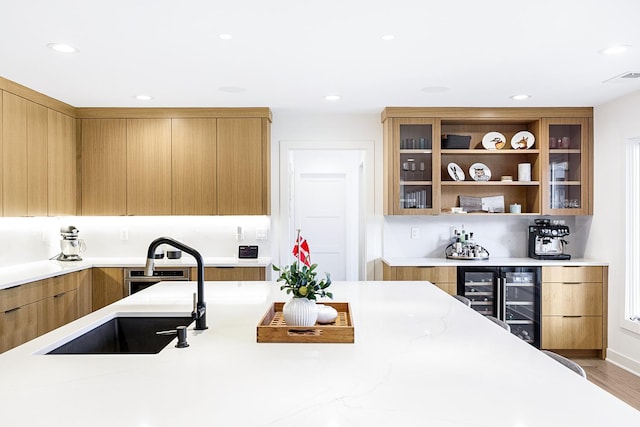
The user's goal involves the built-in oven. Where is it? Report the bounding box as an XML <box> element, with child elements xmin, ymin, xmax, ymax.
<box><xmin>124</xmin><ymin>267</ymin><xmax>191</xmax><ymax>295</ymax></box>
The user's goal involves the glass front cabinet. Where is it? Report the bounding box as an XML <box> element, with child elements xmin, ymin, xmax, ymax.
<box><xmin>382</xmin><ymin>108</ymin><xmax>593</xmax><ymax>217</ymax></box>
<box><xmin>383</xmin><ymin>117</ymin><xmax>439</xmax><ymax>215</ymax></box>
<box><xmin>541</xmin><ymin>117</ymin><xmax>592</xmax><ymax>215</ymax></box>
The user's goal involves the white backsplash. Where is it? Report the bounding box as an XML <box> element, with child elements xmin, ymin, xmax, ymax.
<box><xmin>0</xmin><ymin>216</ymin><xmax>272</xmax><ymax>267</ymax></box>
<box><xmin>0</xmin><ymin>214</ymin><xmax>592</xmax><ymax>268</ymax></box>
<box><xmin>383</xmin><ymin>215</ymin><xmax>591</xmax><ymax>259</ymax></box>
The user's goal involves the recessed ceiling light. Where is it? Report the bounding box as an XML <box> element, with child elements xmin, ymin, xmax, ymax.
<box><xmin>599</xmin><ymin>45</ymin><xmax>631</xmax><ymax>55</ymax></box>
<box><xmin>219</xmin><ymin>86</ymin><xmax>246</xmax><ymax>93</ymax></box>
<box><xmin>381</xmin><ymin>34</ymin><xmax>395</xmax><ymax>41</ymax></box>
<box><xmin>421</xmin><ymin>86</ymin><xmax>449</xmax><ymax>93</ymax></box>
<box><xmin>134</xmin><ymin>95</ymin><xmax>153</xmax><ymax>101</ymax></box>
<box><xmin>324</xmin><ymin>95</ymin><xmax>341</xmax><ymax>101</ymax></box>
<box><xmin>47</xmin><ymin>43</ymin><xmax>78</xmax><ymax>53</ymax></box>
<box><xmin>219</xmin><ymin>34</ymin><xmax>233</xmax><ymax>40</ymax></box>
<box><xmin>511</xmin><ymin>94</ymin><xmax>530</xmax><ymax>100</ymax></box>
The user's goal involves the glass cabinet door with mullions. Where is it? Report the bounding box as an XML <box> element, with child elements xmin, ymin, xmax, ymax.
<box><xmin>543</xmin><ymin>118</ymin><xmax>591</xmax><ymax>215</ymax></box>
<box><xmin>392</xmin><ymin>119</ymin><xmax>437</xmax><ymax>215</ymax></box>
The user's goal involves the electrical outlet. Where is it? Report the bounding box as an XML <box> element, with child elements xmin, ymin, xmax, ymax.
<box><xmin>411</xmin><ymin>227</ymin><xmax>420</xmax><ymax>239</ymax></box>
<box><xmin>256</xmin><ymin>228</ymin><xmax>268</xmax><ymax>240</ymax></box>
<box><xmin>120</xmin><ymin>228</ymin><xmax>129</xmax><ymax>241</ymax></box>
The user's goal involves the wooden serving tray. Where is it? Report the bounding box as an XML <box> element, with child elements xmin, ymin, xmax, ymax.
<box><xmin>257</xmin><ymin>302</ymin><xmax>354</xmax><ymax>343</ymax></box>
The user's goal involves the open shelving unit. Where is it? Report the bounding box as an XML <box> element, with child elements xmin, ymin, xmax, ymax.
<box><xmin>382</xmin><ymin>108</ymin><xmax>593</xmax><ymax>216</ymax></box>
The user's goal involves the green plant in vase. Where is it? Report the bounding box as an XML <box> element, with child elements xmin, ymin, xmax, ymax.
<box><xmin>273</xmin><ymin>262</ymin><xmax>332</xmax><ymax>300</ymax></box>
<box><xmin>273</xmin><ymin>262</ymin><xmax>332</xmax><ymax>326</ymax></box>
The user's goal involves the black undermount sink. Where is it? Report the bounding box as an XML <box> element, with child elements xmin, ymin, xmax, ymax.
<box><xmin>47</xmin><ymin>316</ymin><xmax>194</xmax><ymax>355</ymax></box>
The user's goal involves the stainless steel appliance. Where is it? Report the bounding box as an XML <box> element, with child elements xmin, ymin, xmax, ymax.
<box><xmin>528</xmin><ymin>218</ymin><xmax>571</xmax><ymax>260</ymax></box>
<box><xmin>124</xmin><ymin>267</ymin><xmax>190</xmax><ymax>295</ymax></box>
<box><xmin>55</xmin><ymin>225</ymin><xmax>86</xmax><ymax>261</ymax></box>
<box><xmin>457</xmin><ymin>266</ymin><xmax>541</xmax><ymax>348</ymax></box>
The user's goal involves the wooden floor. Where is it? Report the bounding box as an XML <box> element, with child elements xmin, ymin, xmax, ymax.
<box><xmin>575</xmin><ymin>358</ymin><xmax>640</xmax><ymax>410</ymax></box>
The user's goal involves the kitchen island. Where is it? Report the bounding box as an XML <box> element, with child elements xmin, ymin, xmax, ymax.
<box><xmin>1</xmin><ymin>280</ymin><xmax>638</xmax><ymax>426</ymax></box>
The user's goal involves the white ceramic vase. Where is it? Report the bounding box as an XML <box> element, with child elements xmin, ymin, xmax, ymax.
<box><xmin>282</xmin><ymin>297</ymin><xmax>318</xmax><ymax>326</ymax></box>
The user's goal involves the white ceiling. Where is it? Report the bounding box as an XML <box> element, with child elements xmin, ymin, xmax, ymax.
<box><xmin>2</xmin><ymin>0</ymin><xmax>640</xmax><ymax>114</ymax></box>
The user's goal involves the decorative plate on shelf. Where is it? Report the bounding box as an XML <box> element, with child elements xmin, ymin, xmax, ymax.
<box><xmin>447</xmin><ymin>162</ymin><xmax>465</xmax><ymax>181</ymax></box>
<box><xmin>511</xmin><ymin>131</ymin><xmax>535</xmax><ymax>149</ymax></box>
<box><xmin>482</xmin><ymin>132</ymin><xmax>506</xmax><ymax>150</ymax></box>
<box><xmin>469</xmin><ymin>162</ymin><xmax>491</xmax><ymax>181</ymax></box>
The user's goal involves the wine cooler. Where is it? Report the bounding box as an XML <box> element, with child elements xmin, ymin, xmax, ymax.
<box><xmin>457</xmin><ymin>266</ymin><xmax>541</xmax><ymax>348</ymax></box>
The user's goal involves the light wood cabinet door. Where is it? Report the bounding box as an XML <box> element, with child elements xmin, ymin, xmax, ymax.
<box><xmin>382</xmin><ymin>264</ymin><xmax>456</xmax><ymax>295</ymax></box>
<box><xmin>540</xmin><ymin>117</ymin><xmax>592</xmax><ymax>215</ymax></box>
<box><xmin>81</xmin><ymin>119</ymin><xmax>127</xmax><ymax>215</ymax></box>
<box><xmin>198</xmin><ymin>267</ymin><xmax>266</xmax><ymax>281</ymax></box>
<box><xmin>76</xmin><ymin>269</ymin><xmax>93</xmax><ymax>317</ymax></box>
<box><xmin>0</xmin><ymin>302</ymin><xmax>38</xmax><ymax>353</ymax></box>
<box><xmin>126</xmin><ymin>119</ymin><xmax>172</xmax><ymax>215</ymax></box>
<box><xmin>542</xmin><ymin>282</ymin><xmax>602</xmax><ymax>316</ymax></box>
<box><xmin>540</xmin><ymin>265</ymin><xmax>607</xmax><ymax>357</ymax></box>
<box><xmin>383</xmin><ymin>117</ymin><xmax>439</xmax><ymax>215</ymax></box>
<box><xmin>27</xmin><ymin>101</ymin><xmax>48</xmax><ymax>216</ymax></box>
<box><xmin>217</xmin><ymin>118</ymin><xmax>267</xmax><ymax>215</ymax></box>
<box><xmin>2</xmin><ymin>92</ymin><xmax>28</xmax><ymax>216</ymax></box>
<box><xmin>542</xmin><ymin>316</ymin><xmax>602</xmax><ymax>349</ymax></box>
<box><xmin>542</xmin><ymin>266</ymin><xmax>602</xmax><ymax>283</ymax></box>
<box><xmin>171</xmin><ymin>118</ymin><xmax>217</xmax><ymax>215</ymax></box>
<box><xmin>92</xmin><ymin>268</ymin><xmax>124</xmax><ymax>311</ymax></box>
<box><xmin>37</xmin><ymin>288</ymin><xmax>78</xmax><ymax>336</ymax></box>
<box><xmin>48</xmin><ymin>109</ymin><xmax>77</xmax><ymax>215</ymax></box>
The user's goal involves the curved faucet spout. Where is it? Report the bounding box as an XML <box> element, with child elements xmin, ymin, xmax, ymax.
<box><xmin>145</xmin><ymin>237</ymin><xmax>207</xmax><ymax>330</ymax></box>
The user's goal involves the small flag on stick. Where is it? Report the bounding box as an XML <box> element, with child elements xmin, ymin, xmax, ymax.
<box><xmin>292</xmin><ymin>230</ymin><xmax>311</xmax><ymax>267</ymax></box>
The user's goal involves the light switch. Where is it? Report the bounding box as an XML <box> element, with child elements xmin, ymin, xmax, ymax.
<box><xmin>256</xmin><ymin>228</ymin><xmax>268</xmax><ymax>240</ymax></box>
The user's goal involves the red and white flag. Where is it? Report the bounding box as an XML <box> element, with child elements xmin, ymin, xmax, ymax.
<box><xmin>292</xmin><ymin>234</ymin><xmax>311</xmax><ymax>267</ymax></box>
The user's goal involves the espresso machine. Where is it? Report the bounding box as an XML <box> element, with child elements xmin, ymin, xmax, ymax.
<box><xmin>55</xmin><ymin>225</ymin><xmax>86</xmax><ymax>261</ymax></box>
<box><xmin>528</xmin><ymin>218</ymin><xmax>571</xmax><ymax>260</ymax></box>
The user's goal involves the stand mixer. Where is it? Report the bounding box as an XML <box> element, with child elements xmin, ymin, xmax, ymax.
<box><xmin>55</xmin><ymin>225</ymin><xmax>86</xmax><ymax>261</ymax></box>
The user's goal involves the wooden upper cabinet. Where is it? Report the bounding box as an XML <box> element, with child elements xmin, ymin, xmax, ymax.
<box><xmin>171</xmin><ymin>118</ymin><xmax>217</xmax><ymax>215</ymax></box>
<box><xmin>540</xmin><ymin>117</ymin><xmax>592</xmax><ymax>215</ymax></box>
<box><xmin>81</xmin><ymin>119</ymin><xmax>127</xmax><ymax>215</ymax></box>
<box><xmin>2</xmin><ymin>92</ymin><xmax>28</xmax><ymax>216</ymax></box>
<box><xmin>2</xmin><ymin>94</ymin><xmax>49</xmax><ymax>217</ymax></box>
<box><xmin>27</xmin><ymin>102</ymin><xmax>48</xmax><ymax>216</ymax></box>
<box><xmin>126</xmin><ymin>119</ymin><xmax>172</xmax><ymax>215</ymax></box>
<box><xmin>48</xmin><ymin>109</ymin><xmax>77</xmax><ymax>216</ymax></box>
<box><xmin>217</xmin><ymin>118</ymin><xmax>269</xmax><ymax>215</ymax></box>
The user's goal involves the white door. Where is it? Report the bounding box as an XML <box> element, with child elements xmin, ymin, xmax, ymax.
<box><xmin>283</xmin><ymin>148</ymin><xmax>364</xmax><ymax>280</ymax></box>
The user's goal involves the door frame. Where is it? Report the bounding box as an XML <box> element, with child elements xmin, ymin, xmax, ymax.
<box><xmin>278</xmin><ymin>141</ymin><xmax>375</xmax><ymax>280</ymax></box>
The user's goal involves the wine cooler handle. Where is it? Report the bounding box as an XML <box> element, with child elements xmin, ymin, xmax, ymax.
<box><xmin>496</xmin><ymin>276</ymin><xmax>501</xmax><ymax>319</ymax></box>
<box><xmin>502</xmin><ymin>276</ymin><xmax>507</xmax><ymax>322</ymax></box>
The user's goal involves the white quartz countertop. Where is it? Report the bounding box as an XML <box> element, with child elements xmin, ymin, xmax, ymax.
<box><xmin>0</xmin><ymin>257</ymin><xmax>271</xmax><ymax>290</ymax></box>
<box><xmin>0</xmin><ymin>280</ymin><xmax>637</xmax><ymax>426</ymax></box>
<box><xmin>382</xmin><ymin>256</ymin><xmax>608</xmax><ymax>267</ymax></box>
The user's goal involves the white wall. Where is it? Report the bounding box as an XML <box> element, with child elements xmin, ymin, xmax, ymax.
<box><xmin>269</xmin><ymin>111</ymin><xmax>383</xmax><ymax>279</ymax></box>
<box><xmin>592</xmin><ymin>89</ymin><xmax>640</xmax><ymax>374</ymax></box>
<box><xmin>383</xmin><ymin>215</ymin><xmax>588</xmax><ymax>259</ymax></box>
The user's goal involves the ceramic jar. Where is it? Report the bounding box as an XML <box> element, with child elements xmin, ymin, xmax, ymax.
<box><xmin>282</xmin><ymin>297</ymin><xmax>318</xmax><ymax>326</ymax></box>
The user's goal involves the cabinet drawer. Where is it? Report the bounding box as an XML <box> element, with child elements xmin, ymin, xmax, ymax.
<box><xmin>198</xmin><ymin>267</ymin><xmax>266</xmax><ymax>281</ymax></box>
<box><xmin>0</xmin><ymin>281</ymin><xmax>41</xmax><ymax>312</ymax></box>
<box><xmin>542</xmin><ymin>316</ymin><xmax>602</xmax><ymax>349</ymax></box>
<box><xmin>394</xmin><ymin>266</ymin><xmax>456</xmax><ymax>283</ymax></box>
<box><xmin>433</xmin><ymin>282</ymin><xmax>457</xmax><ymax>295</ymax></box>
<box><xmin>0</xmin><ymin>302</ymin><xmax>39</xmax><ymax>353</ymax></box>
<box><xmin>542</xmin><ymin>266</ymin><xmax>603</xmax><ymax>283</ymax></box>
<box><xmin>542</xmin><ymin>282</ymin><xmax>602</xmax><ymax>316</ymax></box>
